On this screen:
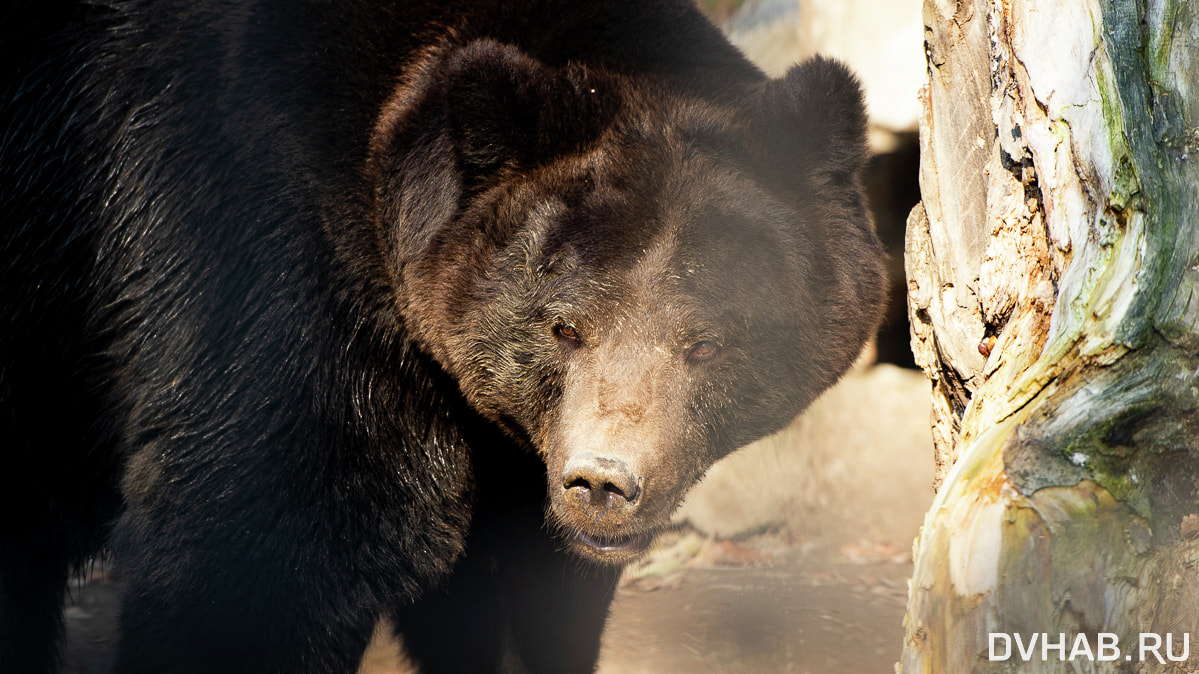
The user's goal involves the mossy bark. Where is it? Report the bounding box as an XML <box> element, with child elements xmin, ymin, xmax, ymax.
<box><xmin>903</xmin><ymin>0</ymin><xmax>1199</xmax><ymax>671</ymax></box>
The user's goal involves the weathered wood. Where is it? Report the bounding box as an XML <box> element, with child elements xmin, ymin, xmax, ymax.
<box><xmin>904</xmin><ymin>0</ymin><xmax>1199</xmax><ymax>670</ymax></box>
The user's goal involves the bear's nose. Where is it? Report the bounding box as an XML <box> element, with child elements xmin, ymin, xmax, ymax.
<box><xmin>562</xmin><ymin>452</ymin><xmax>641</xmax><ymax>514</ymax></box>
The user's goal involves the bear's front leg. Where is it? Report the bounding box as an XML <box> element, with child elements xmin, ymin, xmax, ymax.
<box><xmin>109</xmin><ymin>503</ymin><xmax>384</xmax><ymax>674</ymax></box>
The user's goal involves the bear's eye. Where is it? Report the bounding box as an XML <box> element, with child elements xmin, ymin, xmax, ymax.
<box><xmin>686</xmin><ymin>340</ymin><xmax>720</xmax><ymax>363</ymax></box>
<box><xmin>554</xmin><ymin>324</ymin><xmax>583</xmax><ymax>347</ymax></box>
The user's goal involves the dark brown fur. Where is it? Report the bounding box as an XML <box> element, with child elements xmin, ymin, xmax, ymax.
<box><xmin>1</xmin><ymin>1</ymin><xmax>885</xmax><ymax>672</ymax></box>
<box><xmin>376</xmin><ymin>40</ymin><xmax>885</xmax><ymax>564</ymax></box>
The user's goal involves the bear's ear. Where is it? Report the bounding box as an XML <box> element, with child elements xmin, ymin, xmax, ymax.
<box><xmin>756</xmin><ymin>57</ymin><xmax>869</xmax><ymax>186</ymax></box>
<box><xmin>440</xmin><ymin>40</ymin><xmax>618</xmax><ymax>179</ymax></box>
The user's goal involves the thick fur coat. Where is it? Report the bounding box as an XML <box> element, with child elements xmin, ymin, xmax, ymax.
<box><xmin>1</xmin><ymin>1</ymin><xmax>886</xmax><ymax>672</ymax></box>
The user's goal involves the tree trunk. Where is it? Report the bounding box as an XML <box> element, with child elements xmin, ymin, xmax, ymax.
<box><xmin>903</xmin><ymin>0</ymin><xmax>1199</xmax><ymax>671</ymax></box>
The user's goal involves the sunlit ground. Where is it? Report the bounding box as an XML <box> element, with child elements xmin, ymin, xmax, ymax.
<box><xmin>597</xmin><ymin>363</ymin><xmax>933</xmax><ymax>673</ymax></box>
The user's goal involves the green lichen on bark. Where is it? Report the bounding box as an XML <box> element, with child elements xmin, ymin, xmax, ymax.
<box><xmin>1008</xmin><ymin>347</ymin><xmax>1199</xmax><ymax>530</ymax></box>
<box><xmin>1019</xmin><ymin>0</ymin><xmax>1199</xmax><ymax>503</ymax></box>
<box><xmin>1097</xmin><ymin>0</ymin><xmax>1199</xmax><ymax>348</ymax></box>
<box><xmin>903</xmin><ymin>0</ymin><xmax>1199</xmax><ymax>671</ymax></box>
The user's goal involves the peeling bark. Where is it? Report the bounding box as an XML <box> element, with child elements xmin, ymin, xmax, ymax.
<box><xmin>903</xmin><ymin>0</ymin><xmax>1199</xmax><ymax>671</ymax></box>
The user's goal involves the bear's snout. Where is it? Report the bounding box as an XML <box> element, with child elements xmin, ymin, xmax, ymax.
<box><xmin>562</xmin><ymin>451</ymin><xmax>641</xmax><ymax>515</ymax></box>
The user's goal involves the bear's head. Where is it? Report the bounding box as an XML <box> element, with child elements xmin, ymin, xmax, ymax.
<box><xmin>370</xmin><ymin>40</ymin><xmax>886</xmax><ymax>563</ymax></box>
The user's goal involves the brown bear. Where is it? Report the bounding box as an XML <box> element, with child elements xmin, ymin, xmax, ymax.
<box><xmin>0</xmin><ymin>1</ymin><xmax>885</xmax><ymax>672</ymax></box>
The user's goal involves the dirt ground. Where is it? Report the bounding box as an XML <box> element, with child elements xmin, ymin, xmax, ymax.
<box><xmin>600</xmin><ymin>548</ymin><xmax>914</xmax><ymax>674</ymax></box>
<box><xmin>61</xmin><ymin>554</ymin><xmax>915</xmax><ymax>674</ymax></box>
<box><xmin>62</xmin><ymin>365</ymin><xmax>934</xmax><ymax>673</ymax></box>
